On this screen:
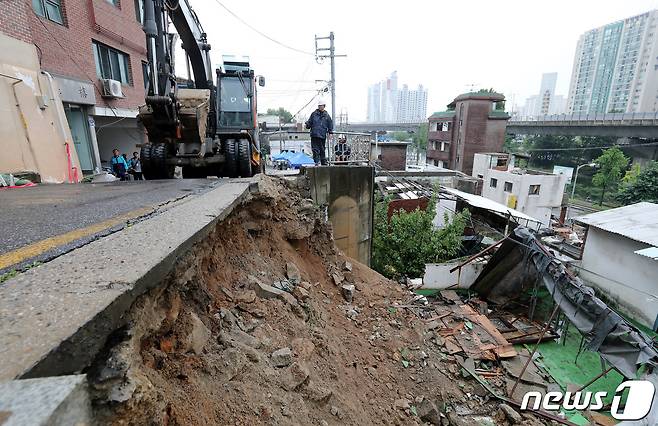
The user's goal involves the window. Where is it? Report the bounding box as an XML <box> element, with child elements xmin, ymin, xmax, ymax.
<box><xmin>441</xmin><ymin>122</ymin><xmax>451</xmax><ymax>131</ymax></box>
<box><xmin>106</xmin><ymin>0</ymin><xmax>120</xmax><ymax>6</ymax></box>
<box><xmin>490</xmin><ymin>178</ymin><xmax>497</xmax><ymax>188</ymax></box>
<box><xmin>32</xmin><ymin>0</ymin><xmax>63</xmax><ymax>24</ymax></box>
<box><xmin>93</xmin><ymin>41</ymin><xmax>131</xmax><ymax>84</ymax></box>
<box><xmin>141</xmin><ymin>61</ymin><xmax>149</xmax><ymax>89</ymax></box>
<box><xmin>134</xmin><ymin>0</ymin><xmax>143</xmax><ymax>23</ymax></box>
<box><xmin>504</xmin><ymin>181</ymin><xmax>513</xmax><ymax>192</ymax></box>
<box><xmin>440</xmin><ymin>141</ymin><xmax>446</xmax><ymax>152</ymax></box>
<box><xmin>528</xmin><ymin>184</ymin><xmax>541</xmax><ymax>195</ymax></box>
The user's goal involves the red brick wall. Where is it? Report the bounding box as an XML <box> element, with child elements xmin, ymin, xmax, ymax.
<box><xmin>455</xmin><ymin>99</ymin><xmax>507</xmax><ymax>175</ymax></box>
<box><xmin>379</xmin><ymin>144</ymin><xmax>407</xmax><ymax>171</ymax></box>
<box><xmin>387</xmin><ymin>198</ymin><xmax>430</xmax><ymax>221</ymax></box>
<box><xmin>0</xmin><ymin>1</ymin><xmax>33</xmax><ymax>43</ymax></box>
<box><xmin>1</xmin><ymin>0</ymin><xmax>147</xmax><ymax>111</ymax></box>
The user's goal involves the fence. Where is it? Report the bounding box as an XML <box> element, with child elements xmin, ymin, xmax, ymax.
<box><xmin>510</xmin><ymin>111</ymin><xmax>658</xmax><ymax>125</ymax></box>
<box><xmin>327</xmin><ymin>131</ymin><xmax>373</xmax><ymax>165</ymax></box>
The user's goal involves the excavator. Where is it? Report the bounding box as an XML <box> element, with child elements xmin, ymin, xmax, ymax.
<box><xmin>138</xmin><ymin>0</ymin><xmax>264</xmax><ymax>179</ymax></box>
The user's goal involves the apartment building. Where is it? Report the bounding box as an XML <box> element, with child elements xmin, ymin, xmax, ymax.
<box><xmin>0</xmin><ymin>0</ymin><xmax>148</xmax><ymax>175</ymax></box>
<box><xmin>366</xmin><ymin>71</ymin><xmax>428</xmax><ymax>123</ymax></box>
<box><xmin>567</xmin><ymin>9</ymin><xmax>658</xmax><ymax>114</ymax></box>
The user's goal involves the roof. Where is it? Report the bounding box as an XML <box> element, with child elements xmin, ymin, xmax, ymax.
<box><xmin>448</xmin><ymin>91</ymin><xmax>506</xmax><ymax>108</ymax></box>
<box><xmin>575</xmin><ymin>202</ymin><xmax>658</xmax><ymax>246</ymax></box>
<box><xmin>429</xmin><ymin>111</ymin><xmax>456</xmax><ymax>119</ymax></box>
<box><xmin>441</xmin><ymin>187</ymin><xmax>543</xmax><ymax>227</ymax></box>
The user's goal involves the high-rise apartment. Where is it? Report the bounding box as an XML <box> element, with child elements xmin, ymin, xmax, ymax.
<box><xmin>366</xmin><ymin>71</ymin><xmax>427</xmax><ymax>122</ymax></box>
<box><xmin>567</xmin><ymin>10</ymin><xmax>658</xmax><ymax>114</ymax></box>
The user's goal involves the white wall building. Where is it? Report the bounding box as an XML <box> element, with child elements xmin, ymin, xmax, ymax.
<box><xmin>396</xmin><ymin>84</ymin><xmax>428</xmax><ymax>123</ymax></box>
<box><xmin>567</xmin><ymin>9</ymin><xmax>658</xmax><ymax>114</ymax></box>
<box><xmin>575</xmin><ymin>203</ymin><xmax>658</xmax><ymax>330</ymax></box>
<box><xmin>472</xmin><ymin>153</ymin><xmax>568</xmax><ymax>227</ymax></box>
<box><xmin>521</xmin><ymin>73</ymin><xmax>567</xmax><ymax>117</ymax></box>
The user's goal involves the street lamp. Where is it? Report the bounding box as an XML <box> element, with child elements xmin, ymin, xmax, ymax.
<box><xmin>568</xmin><ymin>162</ymin><xmax>597</xmax><ymax>219</ymax></box>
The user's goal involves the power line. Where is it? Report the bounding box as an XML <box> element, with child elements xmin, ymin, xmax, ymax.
<box><xmin>211</xmin><ymin>0</ymin><xmax>315</xmax><ymax>56</ymax></box>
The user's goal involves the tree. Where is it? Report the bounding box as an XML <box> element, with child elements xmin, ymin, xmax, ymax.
<box><xmin>412</xmin><ymin>123</ymin><xmax>428</xmax><ymax>151</ymax></box>
<box><xmin>616</xmin><ymin>161</ymin><xmax>658</xmax><ymax>205</ymax></box>
<box><xmin>390</xmin><ymin>131</ymin><xmax>411</xmax><ymax>141</ymax></box>
<box><xmin>591</xmin><ymin>147</ymin><xmax>629</xmax><ymax>205</ymax></box>
<box><xmin>266</xmin><ymin>107</ymin><xmax>293</xmax><ymax>123</ymax></box>
<box><xmin>372</xmin><ymin>195</ymin><xmax>468</xmax><ymax>279</ymax></box>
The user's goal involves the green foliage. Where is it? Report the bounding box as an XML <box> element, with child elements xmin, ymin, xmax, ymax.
<box><xmin>390</xmin><ymin>131</ymin><xmax>411</xmax><ymax>141</ymax></box>
<box><xmin>622</xmin><ymin>163</ymin><xmax>641</xmax><ymax>186</ymax></box>
<box><xmin>266</xmin><ymin>107</ymin><xmax>293</xmax><ymax>123</ymax></box>
<box><xmin>592</xmin><ymin>147</ymin><xmax>629</xmax><ymax>205</ymax></box>
<box><xmin>372</xmin><ymin>196</ymin><xmax>468</xmax><ymax>279</ymax></box>
<box><xmin>616</xmin><ymin>161</ymin><xmax>658</xmax><ymax>205</ymax></box>
<box><xmin>412</xmin><ymin>123</ymin><xmax>428</xmax><ymax>151</ymax></box>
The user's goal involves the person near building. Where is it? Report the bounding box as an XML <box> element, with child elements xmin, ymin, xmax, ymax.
<box><xmin>110</xmin><ymin>149</ymin><xmax>129</xmax><ymax>181</ymax></box>
<box><xmin>305</xmin><ymin>100</ymin><xmax>333</xmax><ymax>166</ymax></box>
<box><xmin>129</xmin><ymin>152</ymin><xmax>143</xmax><ymax>180</ymax></box>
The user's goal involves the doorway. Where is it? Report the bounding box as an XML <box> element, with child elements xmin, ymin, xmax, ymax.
<box><xmin>64</xmin><ymin>105</ymin><xmax>95</xmax><ymax>173</ymax></box>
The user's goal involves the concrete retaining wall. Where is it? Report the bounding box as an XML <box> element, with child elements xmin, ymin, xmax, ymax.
<box><xmin>303</xmin><ymin>166</ymin><xmax>374</xmax><ymax>266</ymax></box>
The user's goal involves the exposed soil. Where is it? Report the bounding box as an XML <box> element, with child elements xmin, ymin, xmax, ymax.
<box><xmin>89</xmin><ymin>176</ymin><xmax>550</xmax><ymax>426</ymax></box>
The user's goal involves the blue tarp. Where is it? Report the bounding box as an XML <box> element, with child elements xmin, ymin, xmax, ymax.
<box><xmin>272</xmin><ymin>151</ymin><xmax>314</xmax><ymax>168</ymax></box>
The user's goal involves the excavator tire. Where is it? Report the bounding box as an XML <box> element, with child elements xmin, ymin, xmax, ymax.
<box><xmin>141</xmin><ymin>144</ymin><xmax>155</xmax><ymax>180</ymax></box>
<box><xmin>152</xmin><ymin>143</ymin><xmax>175</xmax><ymax>179</ymax></box>
<box><xmin>224</xmin><ymin>139</ymin><xmax>238</xmax><ymax>178</ymax></box>
<box><xmin>237</xmin><ymin>138</ymin><xmax>252</xmax><ymax>178</ymax></box>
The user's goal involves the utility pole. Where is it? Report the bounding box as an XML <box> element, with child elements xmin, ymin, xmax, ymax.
<box><xmin>315</xmin><ymin>32</ymin><xmax>346</xmax><ymax>119</ymax></box>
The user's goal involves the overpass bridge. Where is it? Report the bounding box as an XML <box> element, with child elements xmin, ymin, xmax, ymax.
<box><xmin>342</xmin><ymin>122</ymin><xmax>423</xmax><ymax>133</ymax></box>
<box><xmin>507</xmin><ymin>113</ymin><xmax>658</xmax><ymax>138</ymax></box>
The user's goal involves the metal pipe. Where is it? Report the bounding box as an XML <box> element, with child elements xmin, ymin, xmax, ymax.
<box><xmin>143</xmin><ymin>0</ymin><xmax>158</xmax><ymax>95</ymax></box>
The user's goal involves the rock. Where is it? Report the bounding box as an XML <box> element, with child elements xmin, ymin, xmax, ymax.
<box><xmin>272</xmin><ymin>280</ymin><xmax>294</xmax><ymax>292</ymax></box>
<box><xmin>343</xmin><ymin>261</ymin><xmax>353</xmax><ymax>271</ymax></box>
<box><xmin>291</xmin><ymin>337</ymin><xmax>315</xmax><ymax>360</ymax></box>
<box><xmin>184</xmin><ymin>312</ymin><xmax>211</xmax><ymax>355</ymax></box>
<box><xmin>292</xmin><ymin>286</ymin><xmax>310</xmax><ymax>302</ymax></box>
<box><xmin>498</xmin><ymin>403</ymin><xmax>522</xmax><ymax>424</ymax></box>
<box><xmin>299</xmin><ymin>281</ymin><xmax>312</xmax><ymax>291</ymax></box>
<box><xmin>305</xmin><ymin>381</ymin><xmax>332</xmax><ymax>403</ymax></box>
<box><xmin>281</xmin><ymin>362</ymin><xmax>310</xmax><ymax>391</ymax></box>
<box><xmin>249</xmin><ymin>276</ymin><xmax>298</xmax><ymax>306</ymax></box>
<box><xmin>286</xmin><ymin>262</ymin><xmax>302</xmax><ymax>284</ymax></box>
<box><xmin>330</xmin><ymin>405</ymin><xmax>340</xmax><ymax>416</ymax></box>
<box><xmin>271</xmin><ymin>347</ymin><xmax>293</xmax><ymax>367</ymax></box>
<box><xmin>341</xmin><ymin>284</ymin><xmax>355</xmax><ymax>303</ymax></box>
<box><xmin>280</xmin><ymin>291</ymin><xmax>299</xmax><ymax>307</ymax></box>
<box><xmin>417</xmin><ymin>399</ymin><xmax>441</xmax><ymax>425</ymax></box>
<box><xmin>332</xmin><ymin>272</ymin><xmax>344</xmax><ymax>286</ymax></box>
<box><xmin>234</xmin><ymin>290</ymin><xmax>256</xmax><ymax>304</ymax></box>
<box><xmin>218</xmin><ymin>329</ymin><xmax>262</xmax><ymax>349</ymax></box>
<box><xmin>394</xmin><ymin>398</ymin><xmax>410</xmax><ymax>410</ymax></box>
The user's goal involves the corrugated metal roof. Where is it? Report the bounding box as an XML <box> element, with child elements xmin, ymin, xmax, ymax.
<box><xmin>442</xmin><ymin>187</ymin><xmax>543</xmax><ymax>226</ymax></box>
<box><xmin>575</xmin><ymin>202</ymin><xmax>658</xmax><ymax>246</ymax></box>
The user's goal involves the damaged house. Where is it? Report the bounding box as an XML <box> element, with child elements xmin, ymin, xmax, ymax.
<box><xmin>575</xmin><ymin>202</ymin><xmax>658</xmax><ymax>331</ymax></box>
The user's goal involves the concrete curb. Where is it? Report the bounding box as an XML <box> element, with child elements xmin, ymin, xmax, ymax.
<box><xmin>0</xmin><ymin>178</ymin><xmax>254</xmax><ymax>380</ymax></box>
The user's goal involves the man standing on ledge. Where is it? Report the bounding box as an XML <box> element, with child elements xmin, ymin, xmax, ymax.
<box><xmin>305</xmin><ymin>99</ymin><xmax>333</xmax><ymax>166</ymax></box>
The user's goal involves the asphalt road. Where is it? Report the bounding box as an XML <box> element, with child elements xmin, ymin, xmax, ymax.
<box><xmin>0</xmin><ymin>179</ymin><xmax>227</xmax><ymax>274</ymax></box>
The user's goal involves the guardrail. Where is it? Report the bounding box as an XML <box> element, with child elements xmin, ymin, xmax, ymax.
<box><xmin>327</xmin><ymin>131</ymin><xmax>373</xmax><ymax>165</ymax></box>
<box><xmin>509</xmin><ymin>111</ymin><xmax>658</xmax><ymax>125</ymax></box>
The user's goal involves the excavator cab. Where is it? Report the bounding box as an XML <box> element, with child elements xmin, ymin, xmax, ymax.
<box><xmin>215</xmin><ymin>56</ymin><xmax>264</xmax><ymax>178</ymax></box>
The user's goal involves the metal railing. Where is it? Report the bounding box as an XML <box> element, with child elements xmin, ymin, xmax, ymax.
<box><xmin>509</xmin><ymin>111</ymin><xmax>658</xmax><ymax>125</ymax></box>
<box><xmin>327</xmin><ymin>131</ymin><xmax>373</xmax><ymax>165</ymax></box>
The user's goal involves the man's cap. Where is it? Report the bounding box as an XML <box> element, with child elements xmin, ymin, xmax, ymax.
<box><xmin>318</xmin><ymin>98</ymin><xmax>326</xmax><ymax>106</ymax></box>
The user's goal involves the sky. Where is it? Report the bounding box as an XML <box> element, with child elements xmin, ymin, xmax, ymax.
<box><xmin>176</xmin><ymin>0</ymin><xmax>658</xmax><ymax>122</ymax></box>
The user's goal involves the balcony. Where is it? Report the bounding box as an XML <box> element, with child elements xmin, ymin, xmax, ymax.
<box><xmin>428</xmin><ymin>130</ymin><xmax>452</xmax><ymax>140</ymax></box>
<box><xmin>426</xmin><ymin>149</ymin><xmax>450</xmax><ymax>161</ymax></box>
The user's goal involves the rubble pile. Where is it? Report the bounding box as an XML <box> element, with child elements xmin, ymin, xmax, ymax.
<box><xmin>90</xmin><ymin>177</ymin><xmax>556</xmax><ymax>425</ymax></box>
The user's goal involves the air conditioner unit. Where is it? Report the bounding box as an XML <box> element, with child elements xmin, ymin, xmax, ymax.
<box><xmin>101</xmin><ymin>78</ymin><xmax>125</xmax><ymax>98</ymax></box>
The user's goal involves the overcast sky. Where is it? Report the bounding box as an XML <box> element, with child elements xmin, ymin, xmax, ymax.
<box><xmin>179</xmin><ymin>0</ymin><xmax>658</xmax><ymax>121</ymax></box>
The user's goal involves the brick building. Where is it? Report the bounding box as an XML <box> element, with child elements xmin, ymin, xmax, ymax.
<box><xmin>427</xmin><ymin>92</ymin><xmax>510</xmax><ymax>175</ymax></box>
<box><xmin>1</xmin><ymin>0</ymin><xmax>148</xmax><ymax>174</ymax></box>
<box><xmin>370</xmin><ymin>141</ymin><xmax>410</xmax><ymax>171</ymax></box>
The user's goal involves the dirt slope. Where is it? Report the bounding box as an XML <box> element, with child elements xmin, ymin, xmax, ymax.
<box><xmin>90</xmin><ymin>176</ymin><xmax>548</xmax><ymax>426</ymax></box>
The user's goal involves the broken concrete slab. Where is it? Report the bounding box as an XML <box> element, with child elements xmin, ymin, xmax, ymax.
<box><xmin>0</xmin><ymin>180</ymin><xmax>253</xmax><ymax>381</ymax></box>
<box><xmin>0</xmin><ymin>375</ymin><xmax>90</xmax><ymax>425</ymax></box>
<box><xmin>249</xmin><ymin>276</ymin><xmax>298</xmax><ymax>306</ymax></box>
